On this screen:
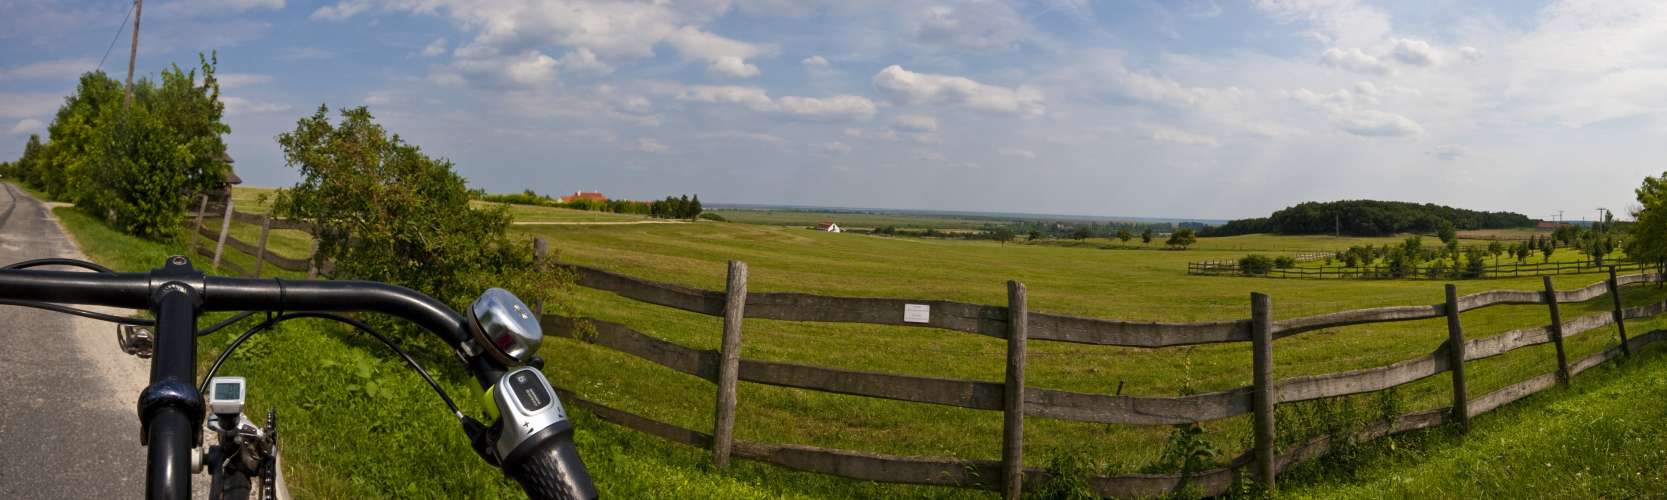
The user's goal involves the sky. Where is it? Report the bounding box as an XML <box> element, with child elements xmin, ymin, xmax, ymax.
<box><xmin>1</xmin><ymin>0</ymin><xmax>1664</xmax><ymax>221</ymax></box>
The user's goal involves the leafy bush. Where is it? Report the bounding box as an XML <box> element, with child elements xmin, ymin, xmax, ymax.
<box><xmin>1165</xmin><ymin>228</ymin><xmax>1197</xmax><ymax>249</ymax></box>
<box><xmin>273</xmin><ymin>105</ymin><xmax>567</xmax><ymax>316</ymax></box>
<box><xmin>1239</xmin><ymin>254</ymin><xmax>1274</xmax><ymax>275</ymax></box>
<box><xmin>1273</xmin><ymin>256</ymin><xmax>1297</xmax><ymax>269</ymax></box>
<box><xmin>697</xmin><ymin>212</ymin><xmax>727</xmax><ymax>222</ymax></box>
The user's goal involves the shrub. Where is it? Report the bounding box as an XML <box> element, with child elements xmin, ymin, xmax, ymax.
<box><xmin>1239</xmin><ymin>254</ymin><xmax>1273</xmax><ymax>275</ymax></box>
<box><xmin>1274</xmin><ymin>256</ymin><xmax>1297</xmax><ymax>269</ymax></box>
<box><xmin>80</xmin><ymin>59</ymin><xmax>230</xmax><ymax>239</ymax></box>
<box><xmin>697</xmin><ymin>212</ymin><xmax>727</xmax><ymax>222</ymax></box>
<box><xmin>273</xmin><ymin>105</ymin><xmax>568</xmax><ymax>318</ymax></box>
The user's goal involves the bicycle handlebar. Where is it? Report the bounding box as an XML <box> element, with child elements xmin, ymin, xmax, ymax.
<box><xmin>0</xmin><ymin>260</ymin><xmax>595</xmax><ymax>499</ymax></box>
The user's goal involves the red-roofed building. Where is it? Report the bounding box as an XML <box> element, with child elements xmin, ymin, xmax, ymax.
<box><xmin>559</xmin><ymin>191</ymin><xmax>607</xmax><ymax>203</ymax></box>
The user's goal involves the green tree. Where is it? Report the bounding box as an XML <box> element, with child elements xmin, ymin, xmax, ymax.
<box><xmin>273</xmin><ymin>105</ymin><xmax>566</xmax><ymax>314</ymax></box>
<box><xmin>1627</xmin><ymin>173</ymin><xmax>1667</xmax><ymax>271</ymax></box>
<box><xmin>41</xmin><ymin>72</ymin><xmax>124</xmax><ymax>201</ymax></box>
<box><xmin>1436</xmin><ymin>222</ymin><xmax>1457</xmax><ymax>246</ymax></box>
<box><xmin>1115</xmin><ymin>228</ymin><xmax>1132</xmax><ymax>243</ymax></box>
<box><xmin>991</xmin><ymin>227</ymin><xmax>1016</xmax><ymax>244</ymax></box>
<box><xmin>1071</xmin><ymin>226</ymin><xmax>1091</xmax><ymax>240</ymax></box>
<box><xmin>1141</xmin><ymin>228</ymin><xmax>1154</xmax><ymax>245</ymax></box>
<box><xmin>1239</xmin><ymin>254</ymin><xmax>1273</xmax><ymax>275</ymax></box>
<box><xmin>1487</xmin><ymin>241</ymin><xmax>1504</xmax><ymax>265</ymax></box>
<box><xmin>1540</xmin><ymin>238</ymin><xmax>1554</xmax><ymax>262</ymax></box>
<box><xmin>1165</xmin><ymin>228</ymin><xmax>1197</xmax><ymax>249</ymax></box>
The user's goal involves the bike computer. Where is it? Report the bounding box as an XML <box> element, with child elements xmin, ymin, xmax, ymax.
<box><xmin>208</xmin><ymin>377</ymin><xmax>246</xmax><ymax>416</ymax></box>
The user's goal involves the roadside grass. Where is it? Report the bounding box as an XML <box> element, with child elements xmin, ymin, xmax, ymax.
<box><xmin>524</xmin><ymin>221</ymin><xmax>1667</xmax><ymax>479</ymax></box>
<box><xmin>52</xmin><ymin>206</ymin><xmax>976</xmax><ymax>499</ymax></box>
<box><xmin>1279</xmin><ymin>339</ymin><xmax>1667</xmax><ymax>498</ymax></box>
<box><xmin>471</xmin><ymin>200</ymin><xmax>655</xmax><ymax>223</ymax></box>
<box><xmin>708</xmin><ymin>209</ymin><xmax>1022</xmax><ymax>230</ymax></box>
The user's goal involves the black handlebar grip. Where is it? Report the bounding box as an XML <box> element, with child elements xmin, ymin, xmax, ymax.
<box><xmin>502</xmin><ymin>423</ymin><xmax>597</xmax><ymax>500</ymax></box>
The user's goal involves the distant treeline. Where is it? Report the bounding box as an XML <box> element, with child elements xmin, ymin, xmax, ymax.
<box><xmin>476</xmin><ymin>189</ymin><xmax>703</xmax><ymax>219</ymax></box>
<box><xmin>1203</xmin><ymin>200</ymin><xmax>1533</xmax><ymax>237</ymax></box>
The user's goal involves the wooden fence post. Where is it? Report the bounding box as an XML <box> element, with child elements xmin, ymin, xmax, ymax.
<box><xmin>306</xmin><ymin>230</ymin><xmax>320</xmax><ymax>279</ymax></box>
<box><xmin>532</xmin><ymin>237</ymin><xmax>550</xmax><ymax>315</ymax></box>
<box><xmin>712</xmin><ymin>260</ymin><xmax>748</xmax><ymax>469</ymax></box>
<box><xmin>1443</xmin><ymin>284</ymin><xmax>1469</xmax><ymax>431</ymax></box>
<box><xmin>1542</xmin><ymin>276</ymin><xmax>1570</xmax><ymax>385</ymax></box>
<box><xmin>189</xmin><ymin>194</ymin><xmax>209</xmax><ymax>253</ymax></box>
<box><xmin>252</xmin><ymin>215</ymin><xmax>272</xmax><ymax>278</ymax></box>
<box><xmin>1608</xmin><ymin>266</ymin><xmax>1631</xmax><ymax>357</ymax></box>
<box><xmin>212</xmin><ymin>198</ymin><xmax>234</xmax><ymax>269</ymax></box>
<box><xmin>1250</xmin><ymin>292</ymin><xmax>1276</xmax><ymax>490</ymax></box>
<box><xmin>1002</xmin><ymin>281</ymin><xmax>1028</xmax><ymax>500</ymax></box>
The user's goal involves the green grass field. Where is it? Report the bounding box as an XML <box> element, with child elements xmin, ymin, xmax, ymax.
<box><xmin>708</xmin><ymin>208</ymin><xmax>1036</xmax><ymax>230</ymax></box>
<box><xmin>523</xmin><ymin>222</ymin><xmax>1667</xmax><ymax>487</ymax></box>
<box><xmin>118</xmin><ymin>187</ymin><xmax>1667</xmax><ymax>497</ymax></box>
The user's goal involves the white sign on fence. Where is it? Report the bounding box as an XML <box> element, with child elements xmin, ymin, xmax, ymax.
<box><xmin>903</xmin><ymin>304</ymin><xmax>931</xmax><ymax>323</ymax></box>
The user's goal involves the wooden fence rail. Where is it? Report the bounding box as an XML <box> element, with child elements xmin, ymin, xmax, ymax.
<box><xmin>545</xmin><ymin>253</ymin><xmax>1665</xmax><ymax>497</ymax></box>
<box><xmin>186</xmin><ymin>205</ymin><xmax>317</xmax><ymax>277</ymax></box>
<box><xmin>1191</xmin><ymin>258</ymin><xmax>1655</xmax><ymax>280</ymax></box>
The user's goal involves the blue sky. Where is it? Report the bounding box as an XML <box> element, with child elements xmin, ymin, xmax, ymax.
<box><xmin>2</xmin><ymin>0</ymin><xmax>1663</xmax><ymax>221</ymax></box>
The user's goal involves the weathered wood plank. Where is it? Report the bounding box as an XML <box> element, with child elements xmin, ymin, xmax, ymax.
<box><xmin>1275</xmin><ymin>350</ymin><xmax>1448</xmax><ymax>403</ymax></box>
<box><xmin>1027</xmin><ymin>312</ymin><xmax>1248</xmax><ymax>346</ymax></box>
<box><xmin>730</xmin><ymin>441</ymin><xmax>1002</xmax><ymax>489</ymax></box>
<box><xmin>541</xmin><ymin>316</ymin><xmax>718</xmax><ymax>381</ymax></box>
<box><xmin>1463</xmin><ymin>313</ymin><xmax>1613</xmax><ymax>362</ymax></box>
<box><xmin>746</xmin><ymin>292</ymin><xmax>1008</xmax><ymax>338</ymax></box>
<box><xmin>1025</xmin><ymin>386</ymin><xmax>1252</xmax><ymax>424</ymax></box>
<box><xmin>1622</xmin><ymin>300</ymin><xmax>1667</xmax><ymax>320</ymax></box>
<box><xmin>740</xmin><ymin>359</ymin><xmax>1004</xmax><ymax>410</ymax></box>
<box><xmin>1273</xmin><ymin>304</ymin><xmax>1442</xmax><ymax>338</ymax></box>
<box><xmin>1468</xmin><ymin>372</ymin><xmax>1558</xmax><ymax>417</ymax></box>
<box><xmin>1455</xmin><ymin>290</ymin><xmax>1543</xmax><ymax>311</ymax></box>
<box><xmin>1544</xmin><ymin>276</ymin><xmax>1571</xmax><ymax>384</ymax></box>
<box><xmin>567</xmin><ymin>264</ymin><xmax>727</xmax><ymax>315</ymax></box>
<box><xmin>550</xmin><ymin>386</ymin><xmax>713</xmax><ymax>448</ymax></box>
<box><xmin>1444</xmin><ymin>284</ymin><xmax>1469</xmax><ymax>431</ymax></box>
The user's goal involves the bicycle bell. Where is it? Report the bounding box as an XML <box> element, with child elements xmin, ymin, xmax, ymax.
<box><xmin>468</xmin><ymin>288</ymin><xmax>544</xmax><ymax>366</ymax></box>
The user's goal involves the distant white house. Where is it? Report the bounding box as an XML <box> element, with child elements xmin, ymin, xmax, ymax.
<box><xmin>816</xmin><ymin>222</ymin><xmax>843</xmax><ymax>233</ymax></box>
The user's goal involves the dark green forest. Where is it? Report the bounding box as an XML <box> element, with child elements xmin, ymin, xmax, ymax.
<box><xmin>1203</xmin><ymin>200</ymin><xmax>1534</xmax><ymax>237</ymax></box>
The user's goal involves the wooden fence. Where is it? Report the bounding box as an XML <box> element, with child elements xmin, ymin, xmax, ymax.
<box><xmin>539</xmin><ymin>252</ymin><xmax>1666</xmax><ymax>498</ymax></box>
<box><xmin>185</xmin><ymin>195</ymin><xmax>319</xmax><ymax>278</ymax></box>
<box><xmin>1190</xmin><ymin>258</ymin><xmax>1654</xmax><ymax>280</ymax></box>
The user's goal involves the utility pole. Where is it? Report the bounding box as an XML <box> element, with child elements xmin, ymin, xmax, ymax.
<box><xmin>123</xmin><ymin>0</ymin><xmax>143</xmax><ymax>110</ymax></box>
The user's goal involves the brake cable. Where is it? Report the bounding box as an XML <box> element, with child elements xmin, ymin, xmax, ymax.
<box><xmin>199</xmin><ymin>311</ymin><xmax>464</xmax><ymax>419</ymax></box>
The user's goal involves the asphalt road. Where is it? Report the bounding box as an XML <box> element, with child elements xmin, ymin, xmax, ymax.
<box><xmin>0</xmin><ymin>183</ymin><xmax>205</xmax><ymax>498</ymax></box>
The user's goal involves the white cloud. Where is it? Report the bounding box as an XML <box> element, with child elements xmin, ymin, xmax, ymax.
<box><xmin>810</xmin><ymin>141</ymin><xmax>851</xmax><ymax>155</ymax></box>
<box><xmin>665</xmin><ymin>26</ymin><xmax>772</xmax><ymax>78</ymax></box>
<box><xmin>279</xmin><ymin>47</ymin><xmax>334</xmax><ymax>61</ymax></box>
<box><xmin>558</xmin><ymin>48</ymin><xmax>612</xmax><ymax>75</ymax></box>
<box><xmin>1428</xmin><ymin>144</ymin><xmax>1464</xmax><ymax>160</ymax></box>
<box><xmin>221</xmin><ymin>97</ymin><xmax>292</xmax><ymax>115</ymax></box>
<box><xmin>1320</xmin><ymin>47</ymin><xmax>1391</xmax><ymax>75</ymax></box>
<box><xmin>0</xmin><ymin>93</ymin><xmax>62</xmax><ymax>119</ymax></box>
<box><xmin>843</xmin><ymin>127</ymin><xmax>899</xmax><ymax>141</ymax></box>
<box><xmin>1255</xmin><ymin>0</ymin><xmax>1391</xmax><ymax>48</ymax></box>
<box><xmin>216</xmin><ymin>73</ymin><xmax>272</xmax><ymax>89</ymax></box>
<box><xmin>665</xmin><ymin>85</ymin><xmax>776</xmax><ymax>111</ymax></box>
<box><xmin>909</xmin><ymin>2</ymin><xmax>1030</xmax><ymax>51</ymax></box>
<box><xmin>997</xmin><ymin>147</ymin><xmax>1036</xmax><ymax>159</ymax></box>
<box><xmin>1143</xmin><ymin>124</ymin><xmax>1219</xmax><ymax>146</ymax></box>
<box><xmin>777</xmin><ymin>95</ymin><xmax>876</xmax><ymax>120</ymax></box>
<box><xmin>893</xmin><ymin>114</ymin><xmax>938</xmax><ymax>132</ymax></box>
<box><xmin>0</xmin><ymin>58</ymin><xmax>95</xmax><ymax>81</ymax></box>
<box><xmin>8</xmin><ymin>118</ymin><xmax>43</xmax><ymax>135</ymax></box>
<box><xmin>1337</xmin><ymin>109</ymin><xmax>1422</xmax><ymax>137</ymax></box>
<box><xmin>663</xmin><ymin>84</ymin><xmax>875</xmax><ymax>120</ymax></box>
<box><xmin>160</xmin><ymin>0</ymin><xmax>285</xmax><ymax>15</ymax></box>
<box><xmin>1458</xmin><ymin>46</ymin><xmax>1482</xmax><ymax>61</ymax></box>
<box><xmin>701</xmin><ymin>130</ymin><xmax>784</xmax><ymax>144</ymax></box>
<box><xmin>310</xmin><ymin>0</ymin><xmax>370</xmax><ymax>21</ymax></box>
<box><xmin>422</xmin><ymin>38</ymin><xmax>448</xmax><ymax>57</ymax></box>
<box><xmin>1391</xmin><ymin>38</ymin><xmax>1437</xmax><ymax>66</ymax></box>
<box><xmin>802</xmin><ymin>55</ymin><xmax>829</xmax><ymax>67</ymax></box>
<box><xmin>632</xmin><ymin>137</ymin><xmax>669</xmax><ymax>153</ymax></box>
<box><xmin>872</xmin><ymin>65</ymin><xmax>1044</xmax><ymax>116</ymax></box>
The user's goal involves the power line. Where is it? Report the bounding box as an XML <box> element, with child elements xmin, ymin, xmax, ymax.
<box><xmin>96</xmin><ymin>0</ymin><xmax>138</xmax><ymax>73</ymax></box>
